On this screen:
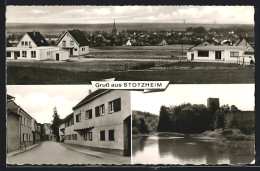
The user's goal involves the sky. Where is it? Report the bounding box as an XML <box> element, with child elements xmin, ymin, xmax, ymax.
<box><xmin>7</xmin><ymin>84</ymin><xmax>254</xmax><ymax>123</ymax></box>
<box><xmin>132</xmin><ymin>84</ymin><xmax>255</xmax><ymax>115</ymax></box>
<box><xmin>6</xmin><ymin>6</ymin><xmax>254</xmax><ymax>24</ymax></box>
<box><xmin>7</xmin><ymin>85</ymin><xmax>96</xmax><ymax>124</ymax></box>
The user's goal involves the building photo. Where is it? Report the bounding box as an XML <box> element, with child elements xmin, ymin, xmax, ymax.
<box><xmin>6</xmin><ymin>85</ymin><xmax>131</xmax><ymax>165</ymax></box>
<box><xmin>131</xmin><ymin>84</ymin><xmax>255</xmax><ymax>165</ymax></box>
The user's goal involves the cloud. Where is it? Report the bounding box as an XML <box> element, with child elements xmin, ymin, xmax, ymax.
<box><xmin>91</xmin><ymin>8</ymin><xmax>111</xmax><ymax>15</ymax></box>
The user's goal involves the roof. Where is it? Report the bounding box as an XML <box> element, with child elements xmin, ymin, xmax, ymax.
<box><xmin>7</xmin><ymin>99</ymin><xmax>33</xmax><ymax>119</ymax></box>
<box><xmin>56</xmin><ymin>30</ymin><xmax>90</xmax><ymax>46</ymax></box>
<box><xmin>26</xmin><ymin>31</ymin><xmax>49</xmax><ymax>47</ymax></box>
<box><xmin>192</xmin><ymin>45</ymin><xmax>246</xmax><ymax>51</ymax></box>
<box><xmin>60</xmin><ymin>113</ymin><xmax>73</xmax><ymax>124</ymax></box>
<box><xmin>188</xmin><ymin>41</ymin><xmax>221</xmax><ymax>50</ymax></box>
<box><xmin>73</xmin><ymin>89</ymin><xmax>111</xmax><ymax>110</ymax></box>
<box><xmin>7</xmin><ymin>94</ymin><xmax>15</xmax><ymax>100</ymax></box>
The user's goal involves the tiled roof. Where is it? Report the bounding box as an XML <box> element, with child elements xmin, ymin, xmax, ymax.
<box><xmin>73</xmin><ymin>89</ymin><xmax>110</xmax><ymax>110</ymax></box>
<box><xmin>27</xmin><ymin>31</ymin><xmax>49</xmax><ymax>47</ymax></box>
<box><xmin>61</xmin><ymin>113</ymin><xmax>73</xmax><ymax>124</ymax></box>
<box><xmin>6</xmin><ymin>40</ymin><xmax>12</xmax><ymax>47</ymax></box>
<box><xmin>7</xmin><ymin>94</ymin><xmax>15</xmax><ymax>100</ymax></box>
<box><xmin>67</xmin><ymin>30</ymin><xmax>90</xmax><ymax>46</ymax></box>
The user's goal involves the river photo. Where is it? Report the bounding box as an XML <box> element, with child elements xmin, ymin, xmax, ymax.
<box><xmin>132</xmin><ymin>133</ymin><xmax>254</xmax><ymax>165</ymax></box>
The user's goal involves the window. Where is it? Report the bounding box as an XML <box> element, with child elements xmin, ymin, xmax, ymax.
<box><xmin>70</xmin><ymin>41</ymin><xmax>74</xmax><ymax>45</ymax></box>
<box><xmin>109</xmin><ymin>130</ymin><xmax>115</xmax><ymax>141</ymax></box>
<box><xmin>62</xmin><ymin>41</ymin><xmax>66</xmax><ymax>47</ymax></box>
<box><xmin>68</xmin><ymin>135</ymin><xmax>71</xmax><ymax>140</ymax></box>
<box><xmin>109</xmin><ymin>98</ymin><xmax>121</xmax><ymax>113</ymax></box>
<box><xmin>74</xmin><ymin>48</ymin><xmax>77</xmax><ymax>51</ymax></box>
<box><xmin>25</xmin><ymin>41</ymin><xmax>28</xmax><ymax>46</ymax></box>
<box><xmin>95</xmin><ymin>105</ymin><xmax>105</xmax><ymax>117</ymax></box>
<box><xmin>84</xmin><ymin>132</ymin><xmax>92</xmax><ymax>141</ymax></box>
<box><xmin>86</xmin><ymin>109</ymin><xmax>92</xmax><ymax>119</ymax></box>
<box><xmin>29</xmin><ymin>135</ymin><xmax>31</xmax><ymax>141</ymax></box>
<box><xmin>72</xmin><ymin>134</ymin><xmax>77</xmax><ymax>140</ymax></box>
<box><xmin>24</xmin><ymin>118</ymin><xmax>26</xmax><ymax>126</ymax></box>
<box><xmin>7</xmin><ymin>52</ymin><xmax>11</xmax><ymax>57</ymax></box>
<box><xmin>47</xmin><ymin>51</ymin><xmax>50</xmax><ymax>56</ymax></box>
<box><xmin>31</xmin><ymin>51</ymin><xmax>36</xmax><ymax>58</ymax></box>
<box><xmin>22</xmin><ymin>51</ymin><xmax>27</xmax><ymax>57</ymax></box>
<box><xmin>21</xmin><ymin>41</ymin><xmax>24</xmax><ymax>46</ymax></box>
<box><xmin>26</xmin><ymin>133</ymin><xmax>28</xmax><ymax>141</ymax></box>
<box><xmin>76</xmin><ymin>113</ymin><xmax>81</xmax><ymax>122</ymax></box>
<box><xmin>230</xmin><ymin>52</ymin><xmax>239</xmax><ymax>57</ymax></box>
<box><xmin>23</xmin><ymin>133</ymin><xmax>25</xmax><ymax>142</ymax></box>
<box><xmin>198</xmin><ymin>51</ymin><xmax>209</xmax><ymax>57</ymax></box>
<box><xmin>29</xmin><ymin>41</ymin><xmax>31</xmax><ymax>47</ymax></box>
<box><xmin>100</xmin><ymin>131</ymin><xmax>105</xmax><ymax>141</ymax></box>
<box><xmin>82</xmin><ymin>47</ymin><xmax>85</xmax><ymax>51</ymax></box>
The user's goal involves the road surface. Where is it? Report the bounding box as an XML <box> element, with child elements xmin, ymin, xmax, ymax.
<box><xmin>7</xmin><ymin>141</ymin><xmax>129</xmax><ymax>165</ymax></box>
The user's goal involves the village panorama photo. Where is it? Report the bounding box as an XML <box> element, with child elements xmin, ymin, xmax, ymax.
<box><xmin>6</xmin><ymin>6</ymin><xmax>254</xmax><ymax>84</ymax></box>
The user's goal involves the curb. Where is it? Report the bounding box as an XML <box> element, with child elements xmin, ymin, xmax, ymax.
<box><xmin>7</xmin><ymin>142</ymin><xmax>42</xmax><ymax>158</ymax></box>
<box><xmin>59</xmin><ymin>143</ymin><xmax>102</xmax><ymax>159</ymax></box>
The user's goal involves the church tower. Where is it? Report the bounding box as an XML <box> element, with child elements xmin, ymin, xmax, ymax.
<box><xmin>112</xmin><ymin>18</ymin><xmax>117</xmax><ymax>36</ymax></box>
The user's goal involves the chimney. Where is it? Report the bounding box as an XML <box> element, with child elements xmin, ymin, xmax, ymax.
<box><xmin>33</xmin><ymin>30</ymin><xmax>36</xmax><ymax>36</ymax></box>
<box><xmin>88</xmin><ymin>89</ymin><xmax>92</xmax><ymax>95</ymax></box>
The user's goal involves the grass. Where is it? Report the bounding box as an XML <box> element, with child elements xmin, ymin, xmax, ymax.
<box><xmin>7</xmin><ymin>66</ymin><xmax>254</xmax><ymax>84</ymax></box>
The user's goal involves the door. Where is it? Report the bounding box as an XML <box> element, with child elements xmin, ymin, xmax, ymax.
<box><xmin>69</xmin><ymin>49</ymin><xmax>73</xmax><ymax>55</ymax></box>
<box><xmin>56</xmin><ymin>53</ymin><xmax>59</xmax><ymax>61</ymax></box>
<box><xmin>191</xmin><ymin>53</ymin><xmax>194</xmax><ymax>61</ymax></box>
<box><xmin>215</xmin><ymin>51</ymin><xmax>221</xmax><ymax>60</ymax></box>
<box><xmin>123</xmin><ymin>116</ymin><xmax>131</xmax><ymax>156</ymax></box>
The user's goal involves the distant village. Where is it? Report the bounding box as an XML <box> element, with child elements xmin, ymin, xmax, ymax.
<box><xmin>6</xmin><ymin>20</ymin><xmax>255</xmax><ymax>65</ymax></box>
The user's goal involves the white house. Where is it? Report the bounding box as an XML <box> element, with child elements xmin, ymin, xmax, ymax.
<box><xmin>126</xmin><ymin>40</ymin><xmax>132</xmax><ymax>46</ymax></box>
<box><xmin>187</xmin><ymin>40</ymin><xmax>254</xmax><ymax>65</ymax></box>
<box><xmin>59</xmin><ymin>89</ymin><xmax>131</xmax><ymax>156</ymax></box>
<box><xmin>56</xmin><ymin>30</ymin><xmax>90</xmax><ymax>56</ymax></box>
<box><xmin>6</xmin><ymin>31</ymin><xmax>69</xmax><ymax>61</ymax></box>
<box><xmin>159</xmin><ymin>39</ymin><xmax>168</xmax><ymax>46</ymax></box>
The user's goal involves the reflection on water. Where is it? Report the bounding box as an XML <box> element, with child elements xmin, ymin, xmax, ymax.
<box><xmin>132</xmin><ymin>133</ymin><xmax>254</xmax><ymax>165</ymax></box>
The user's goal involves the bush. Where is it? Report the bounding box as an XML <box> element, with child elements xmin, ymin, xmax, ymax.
<box><xmin>132</xmin><ymin>127</ymin><xmax>139</xmax><ymax>134</ymax></box>
<box><xmin>131</xmin><ymin>62</ymin><xmax>155</xmax><ymax>70</ymax></box>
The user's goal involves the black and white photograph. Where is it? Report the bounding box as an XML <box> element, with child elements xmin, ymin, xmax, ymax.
<box><xmin>132</xmin><ymin>84</ymin><xmax>255</xmax><ymax>164</ymax></box>
<box><xmin>6</xmin><ymin>6</ymin><xmax>254</xmax><ymax>84</ymax></box>
<box><xmin>6</xmin><ymin>85</ymin><xmax>131</xmax><ymax>165</ymax></box>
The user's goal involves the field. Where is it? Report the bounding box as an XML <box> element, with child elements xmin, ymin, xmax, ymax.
<box><xmin>7</xmin><ymin>66</ymin><xmax>254</xmax><ymax>84</ymax></box>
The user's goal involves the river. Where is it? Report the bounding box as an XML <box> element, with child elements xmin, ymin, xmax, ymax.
<box><xmin>132</xmin><ymin>132</ymin><xmax>254</xmax><ymax>165</ymax></box>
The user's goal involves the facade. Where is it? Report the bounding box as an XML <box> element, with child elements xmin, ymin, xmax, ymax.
<box><xmin>6</xmin><ymin>94</ymin><xmax>35</xmax><ymax>152</ymax></box>
<box><xmin>31</xmin><ymin>119</ymin><xmax>41</xmax><ymax>144</ymax></box>
<box><xmin>160</xmin><ymin>39</ymin><xmax>168</xmax><ymax>46</ymax></box>
<box><xmin>187</xmin><ymin>43</ymin><xmax>254</xmax><ymax>65</ymax></box>
<box><xmin>42</xmin><ymin>123</ymin><xmax>53</xmax><ymax>141</ymax></box>
<box><xmin>59</xmin><ymin>89</ymin><xmax>131</xmax><ymax>156</ymax></box>
<box><xmin>6</xmin><ymin>31</ymin><xmax>69</xmax><ymax>61</ymax></box>
<box><xmin>56</xmin><ymin>29</ymin><xmax>90</xmax><ymax>56</ymax></box>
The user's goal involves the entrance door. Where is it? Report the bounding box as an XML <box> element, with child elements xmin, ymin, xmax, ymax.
<box><xmin>215</xmin><ymin>51</ymin><xmax>221</xmax><ymax>60</ymax></box>
<box><xmin>56</xmin><ymin>54</ymin><xmax>59</xmax><ymax>61</ymax></box>
<box><xmin>191</xmin><ymin>53</ymin><xmax>194</xmax><ymax>61</ymax></box>
<box><xmin>69</xmin><ymin>49</ymin><xmax>73</xmax><ymax>55</ymax></box>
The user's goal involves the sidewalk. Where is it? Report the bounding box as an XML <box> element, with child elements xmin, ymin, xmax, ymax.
<box><xmin>60</xmin><ymin>143</ymin><xmax>130</xmax><ymax>164</ymax></box>
<box><xmin>7</xmin><ymin>142</ymin><xmax>42</xmax><ymax>158</ymax></box>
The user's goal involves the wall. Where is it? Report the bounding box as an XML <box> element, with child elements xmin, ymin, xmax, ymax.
<box><xmin>66</xmin><ymin>90</ymin><xmax>131</xmax><ymax>154</ymax></box>
<box><xmin>51</xmin><ymin>51</ymin><xmax>69</xmax><ymax>61</ymax></box>
<box><xmin>7</xmin><ymin>113</ymin><xmax>20</xmax><ymax>152</ymax></box>
<box><xmin>79</xmin><ymin>46</ymin><xmax>89</xmax><ymax>55</ymax></box>
<box><xmin>17</xmin><ymin>33</ymin><xmax>37</xmax><ymax>48</ymax></box>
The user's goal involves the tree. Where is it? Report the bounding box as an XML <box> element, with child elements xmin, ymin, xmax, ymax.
<box><xmin>214</xmin><ymin>109</ymin><xmax>225</xmax><ymax>129</ymax></box>
<box><xmin>157</xmin><ymin>106</ymin><xmax>172</xmax><ymax>132</ymax></box>
<box><xmin>51</xmin><ymin>107</ymin><xmax>62</xmax><ymax>142</ymax></box>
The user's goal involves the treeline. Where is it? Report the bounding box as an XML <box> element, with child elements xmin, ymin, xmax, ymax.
<box><xmin>157</xmin><ymin>103</ymin><xmax>253</xmax><ymax>134</ymax></box>
<box><xmin>132</xmin><ymin>110</ymin><xmax>159</xmax><ymax>134</ymax></box>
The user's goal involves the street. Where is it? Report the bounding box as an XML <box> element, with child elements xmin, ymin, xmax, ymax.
<box><xmin>7</xmin><ymin>141</ymin><xmax>130</xmax><ymax>165</ymax></box>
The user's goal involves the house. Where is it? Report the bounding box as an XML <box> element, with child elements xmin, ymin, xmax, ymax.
<box><xmin>159</xmin><ymin>39</ymin><xmax>168</xmax><ymax>46</ymax></box>
<box><xmin>187</xmin><ymin>43</ymin><xmax>254</xmax><ymax>65</ymax></box>
<box><xmin>6</xmin><ymin>94</ymin><xmax>34</xmax><ymax>152</ymax></box>
<box><xmin>126</xmin><ymin>40</ymin><xmax>132</xmax><ymax>46</ymax></box>
<box><xmin>42</xmin><ymin>123</ymin><xmax>53</xmax><ymax>140</ymax></box>
<box><xmin>59</xmin><ymin>89</ymin><xmax>131</xmax><ymax>156</ymax></box>
<box><xmin>56</xmin><ymin>29</ymin><xmax>90</xmax><ymax>56</ymax></box>
<box><xmin>59</xmin><ymin>113</ymin><xmax>74</xmax><ymax>142</ymax></box>
<box><xmin>6</xmin><ymin>31</ymin><xmax>69</xmax><ymax>61</ymax></box>
<box><xmin>31</xmin><ymin>119</ymin><xmax>41</xmax><ymax>144</ymax></box>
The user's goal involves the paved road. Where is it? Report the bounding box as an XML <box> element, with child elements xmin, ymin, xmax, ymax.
<box><xmin>7</xmin><ymin>141</ymin><xmax>129</xmax><ymax>165</ymax></box>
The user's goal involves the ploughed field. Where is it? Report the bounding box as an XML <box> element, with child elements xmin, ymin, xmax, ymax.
<box><xmin>7</xmin><ymin>65</ymin><xmax>254</xmax><ymax>84</ymax></box>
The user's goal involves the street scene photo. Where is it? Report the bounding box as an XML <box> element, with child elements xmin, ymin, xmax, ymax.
<box><xmin>6</xmin><ymin>6</ymin><xmax>254</xmax><ymax>84</ymax></box>
<box><xmin>6</xmin><ymin>85</ymin><xmax>131</xmax><ymax>165</ymax></box>
<box><xmin>132</xmin><ymin>84</ymin><xmax>255</xmax><ymax>164</ymax></box>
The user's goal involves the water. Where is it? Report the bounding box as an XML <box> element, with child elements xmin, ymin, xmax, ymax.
<box><xmin>132</xmin><ymin>133</ymin><xmax>254</xmax><ymax>165</ymax></box>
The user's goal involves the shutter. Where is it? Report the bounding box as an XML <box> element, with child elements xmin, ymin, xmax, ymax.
<box><xmin>89</xmin><ymin>109</ymin><xmax>92</xmax><ymax>118</ymax></box>
<box><xmin>95</xmin><ymin>106</ymin><xmax>100</xmax><ymax>117</ymax></box>
<box><xmin>114</xmin><ymin>98</ymin><xmax>121</xmax><ymax>112</ymax></box>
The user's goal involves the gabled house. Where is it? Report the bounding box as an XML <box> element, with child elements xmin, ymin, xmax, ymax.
<box><xmin>59</xmin><ymin>89</ymin><xmax>131</xmax><ymax>156</ymax></box>
<box><xmin>159</xmin><ymin>39</ymin><xmax>168</xmax><ymax>46</ymax></box>
<box><xmin>126</xmin><ymin>40</ymin><xmax>132</xmax><ymax>46</ymax></box>
<box><xmin>56</xmin><ymin>29</ymin><xmax>90</xmax><ymax>56</ymax></box>
<box><xmin>6</xmin><ymin>31</ymin><xmax>69</xmax><ymax>61</ymax></box>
